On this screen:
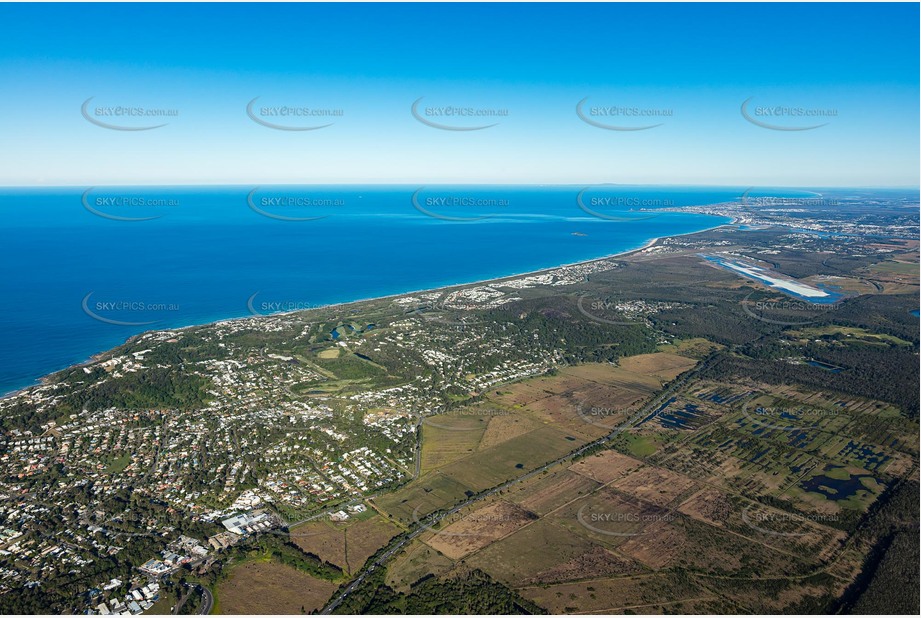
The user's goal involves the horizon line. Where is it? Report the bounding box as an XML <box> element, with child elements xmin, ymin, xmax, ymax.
<box><xmin>2</xmin><ymin>182</ymin><xmax>919</xmax><ymax>190</ymax></box>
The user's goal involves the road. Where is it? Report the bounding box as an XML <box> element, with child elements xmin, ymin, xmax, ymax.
<box><xmin>172</xmin><ymin>584</ymin><xmax>212</xmax><ymax>616</ymax></box>
<box><xmin>283</xmin><ymin>487</ymin><xmax>398</xmax><ymax>530</ymax></box>
<box><xmin>319</xmin><ymin>357</ymin><xmax>713</xmax><ymax>614</ymax></box>
<box><xmin>171</xmin><ymin>588</ymin><xmax>190</xmax><ymax>615</ymax></box>
<box><xmin>197</xmin><ymin>586</ymin><xmax>213</xmax><ymax>615</ymax></box>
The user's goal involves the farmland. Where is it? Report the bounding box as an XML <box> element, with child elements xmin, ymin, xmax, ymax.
<box><xmin>362</xmin><ymin>340</ymin><xmax>917</xmax><ymax>614</ymax></box>
<box><xmin>216</xmin><ymin>560</ymin><xmax>339</xmax><ymax>614</ymax></box>
<box><xmin>291</xmin><ymin>513</ymin><xmax>401</xmax><ymax>575</ymax></box>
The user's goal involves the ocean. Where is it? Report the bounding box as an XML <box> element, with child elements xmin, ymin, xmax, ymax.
<box><xmin>0</xmin><ymin>185</ymin><xmax>746</xmax><ymax>395</ymax></box>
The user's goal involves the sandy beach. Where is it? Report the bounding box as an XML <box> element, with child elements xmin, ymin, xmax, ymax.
<box><xmin>3</xmin><ymin>219</ymin><xmax>734</xmax><ymax>400</ymax></box>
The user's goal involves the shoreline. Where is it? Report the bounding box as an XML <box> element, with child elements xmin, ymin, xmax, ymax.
<box><xmin>239</xmin><ymin>217</ymin><xmax>735</xmax><ymax>320</ymax></box>
<box><xmin>1</xmin><ymin>217</ymin><xmax>734</xmax><ymax>401</ymax></box>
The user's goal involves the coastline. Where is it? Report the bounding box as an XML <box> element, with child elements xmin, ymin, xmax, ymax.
<box><xmin>2</xmin><ymin>217</ymin><xmax>734</xmax><ymax>401</ymax></box>
<box><xmin>238</xmin><ymin>217</ymin><xmax>734</xmax><ymax>319</ymax></box>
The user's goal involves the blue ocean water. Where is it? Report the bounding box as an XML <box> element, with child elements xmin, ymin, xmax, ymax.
<box><xmin>0</xmin><ymin>185</ymin><xmax>741</xmax><ymax>395</ymax></box>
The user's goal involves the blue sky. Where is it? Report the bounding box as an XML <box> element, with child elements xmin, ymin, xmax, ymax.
<box><xmin>0</xmin><ymin>2</ymin><xmax>917</xmax><ymax>187</ymax></box>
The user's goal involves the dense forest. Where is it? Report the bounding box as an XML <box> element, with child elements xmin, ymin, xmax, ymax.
<box><xmin>706</xmin><ymin>345</ymin><xmax>920</xmax><ymax>420</ymax></box>
<box><xmin>838</xmin><ymin>480</ymin><xmax>920</xmax><ymax>614</ymax></box>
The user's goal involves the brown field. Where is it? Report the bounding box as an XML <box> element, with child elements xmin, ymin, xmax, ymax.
<box><xmin>617</xmin><ymin>520</ymin><xmax>687</xmax><ymax>569</ymax></box>
<box><xmin>612</xmin><ymin>513</ymin><xmax>802</xmax><ymax>575</ymax></box>
<box><xmin>423</xmin><ymin>500</ymin><xmax>538</xmax><ymax>560</ymax></box>
<box><xmin>419</xmin><ymin>402</ymin><xmax>566</xmax><ymax>474</ymax></box>
<box><xmin>478</xmin><ymin>411</ymin><xmax>544</xmax><ymax>449</ymax></box>
<box><xmin>436</xmin><ymin>425</ymin><xmax>587</xmax><ymax>492</ymax></box>
<box><xmin>419</xmin><ymin>413</ymin><xmax>489</xmax><ymax>472</ymax></box>
<box><xmin>615</xmin><ymin>352</ymin><xmax>697</xmax><ymax>382</ymax></box>
<box><xmin>518</xmin><ymin>572</ymin><xmax>703</xmax><ymax>614</ymax></box>
<box><xmin>409</xmin><ymin>359</ymin><xmax>679</xmax><ymax>512</ymax></box>
<box><xmin>490</xmin><ymin>373</ymin><xmax>588</xmax><ymax>406</ymax></box>
<box><xmin>549</xmin><ymin>487</ymin><xmax>673</xmax><ymax>551</ymax></box>
<box><xmin>512</xmin><ymin>390</ymin><xmax>615</xmax><ymax>440</ymax></box>
<box><xmin>680</xmin><ymin>516</ymin><xmax>814</xmax><ymax>576</ymax></box>
<box><xmin>374</xmin><ymin>472</ymin><xmax>475</xmax><ymax>524</ymax></box>
<box><xmin>510</xmin><ymin>469</ymin><xmax>602</xmax><ymax>515</ymax></box>
<box><xmin>602</xmin><ymin>597</ymin><xmax>736</xmax><ymax>615</ymax></box>
<box><xmin>675</xmin><ymin>487</ymin><xmax>733</xmax><ymax>528</ymax></box>
<box><xmin>597</xmin><ymin>597</ymin><xmax>739</xmax><ymax>615</ymax></box>
<box><xmin>713</xmin><ymin>495</ymin><xmax>844</xmax><ymax>563</ymax></box>
<box><xmin>520</xmin><ymin>545</ymin><xmax>644</xmax><ymax>585</ymax></box>
<box><xmin>569</xmin><ymin>451</ymin><xmax>644</xmax><ymax>484</ymax></box>
<box><xmin>482</xmin><ymin>362</ymin><xmax>670</xmax><ymax>444</ymax></box>
<box><xmin>385</xmin><ymin>540</ymin><xmax>455</xmax><ymax>592</ymax></box>
<box><xmin>472</xmin><ymin>359</ymin><xmax>708</xmax><ymax>454</ymax></box>
<box><xmin>291</xmin><ymin>521</ymin><xmax>347</xmax><ymax>570</ymax></box>
<box><xmin>467</xmin><ymin>518</ymin><xmax>600</xmax><ymax>584</ymax></box>
<box><xmin>546</xmin><ymin>479</ymin><xmax>813</xmax><ymax>576</ymax></box>
<box><xmin>492</xmin><ymin>363</ymin><xmax>661</xmax><ymax>413</ymax></box>
<box><xmin>217</xmin><ymin>560</ymin><xmax>338</xmax><ymax>614</ymax></box>
<box><xmin>571</xmin><ymin>379</ymin><xmax>657</xmax><ymax>409</ymax></box>
<box><xmin>611</xmin><ymin>465</ymin><xmax>698</xmax><ymax>508</ymax></box>
<box><xmin>291</xmin><ymin>514</ymin><xmax>400</xmax><ymax>574</ymax></box>
<box><xmin>559</xmin><ymin>364</ymin><xmax>663</xmax><ymax>390</ymax></box>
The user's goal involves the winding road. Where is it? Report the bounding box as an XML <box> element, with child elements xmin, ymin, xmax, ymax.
<box><xmin>197</xmin><ymin>586</ymin><xmax>213</xmax><ymax>615</ymax></box>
